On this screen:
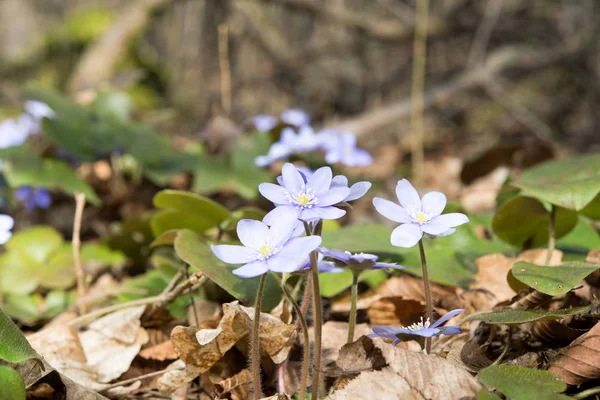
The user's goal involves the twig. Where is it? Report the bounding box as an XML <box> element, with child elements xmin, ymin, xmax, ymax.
<box><xmin>218</xmin><ymin>23</ymin><xmax>232</xmax><ymax>117</ymax></box>
<box><xmin>99</xmin><ymin>366</ymin><xmax>184</xmax><ymax>393</ymax></box>
<box><xmin>73</xmin><ymin>193</ymin><xmax>87</xmax><ymax>315</ymax></box>
<box><xmin>184</xmin><ymin>266</ymin><xmax>200</xmax><ymax>326</ymax></box>
<box><xmin>467</xmin><ymin>0</ymin><xmax>504</xmax><ymax>68</ymax></box>
<box><xmin>409</xmin><ymin>0</ymin><xmax>429</xmax><ymax>186</ymax></box>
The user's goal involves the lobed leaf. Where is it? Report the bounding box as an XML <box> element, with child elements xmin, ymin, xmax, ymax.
<box><xmin>478</xmin><ymin>365</ymin><xmax>569</xmax><ymax>400</ymax></box>
<box><xmin>512</xmin><ymin>261</ymin><xmax>599</xmax><ymax>295</ymax></box>
<box><xmin>465</xmin><ymin>306</ymin><xmax>591</xmax><ymax>324</ymax></box>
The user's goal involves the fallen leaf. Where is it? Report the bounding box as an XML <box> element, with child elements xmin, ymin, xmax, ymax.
<box><xmin>470</xmin><ymin>253</ymin><xmax>517</xmax><ymax>306</ymax></box>
<box><xmin>328</xmin><ymin>336</ymin><xmax>481</xmax><ymax>399</ymax></box>
<box><xmin>214</xmin><ymin>368</ymin><xmax>252</xmax><ymax>400</ymax></box>
<box><xmin>138</xmin><ymin>340</ymin><xmax>178</xmax><ymax>361</ymax></box>
<box><xmin>547</xmin><ymin>321</ymin><xmax>600</xmax><ymax>385</ymax></box>
<box><xmin>312</xmin><ymin>322</ymin><xmax>373</xmax><ymax>367</ymax></box>
<box><xmin>461</xmin><ymin>167</ymin><xmax>510</xmax><ymax>212</ymax></box>
<box><xmin>366</xmin><ymin>297</ymin><xmax>428</xmax><ymax>327</ymax></box>
<box><xmin>518</xmin><ymin>249</ymin><xmax>563</xmax><ymax>266</ymax></box>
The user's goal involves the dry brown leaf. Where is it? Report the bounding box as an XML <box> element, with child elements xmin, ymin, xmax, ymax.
<box><xmin>518</xmin><ymin>249</ymin><xmax>563</xmax><ymax>266</ymax></box>
<box><xmin>328</xmin><ymin>336</ymin><xmax>481</xmax><ymax>399</ymax></box>
<box><xmin>138</xmin><ymin>340</ymin><xmax>178</xmax><ymax>361</ymax></box>
<box><xmin>159</xmin><ymin>301</ymin><xmax>296</xmax><ymax>394</ymax></box>
<box><xmin>547</xmin><ymin>321</ymin><xmax>600</xmax><ymax>385</ymax></box>
<box><xmin>313</xmin><ymin>322</ymin><xmax>373</xmax><ymax>367</ymax></box>
<box><xmin>460</xmin><ymin>167</ymin><xmax>509</xmax><ymax>212</ymax></box>
<box><xmin>214</xmin><ymin>368</ymin><xmax>252</xmax><ymax>400</ymax></box>
<box><xmin>587</xmin><ymin>249</ymin><xmax>600</xmax><ymax>265</ymax></box>
<box><xmin>470</xmin><ymin>253</ymin><xmax>517</xmax><ymax>306</ymax></box>
<box><xmin>188</xmin><ymin>299</ymin><xmax>222</xmax><ymax>328</ymax></box>
<box><xmin>366</xmin><ymin>297</ymin><xmax>425</xmax><ymax>326</ymax></box>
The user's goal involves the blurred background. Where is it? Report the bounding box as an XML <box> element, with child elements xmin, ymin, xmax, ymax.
<box><xmin>2</xmin><ymin>0</ymin><xmax>598</xmax><ymax>150</ymax></box>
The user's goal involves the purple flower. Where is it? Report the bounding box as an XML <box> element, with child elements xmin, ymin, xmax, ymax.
<box><xmin>260</xmin><ymin>163</ymin><xmax>351</xmax><ymax>223</ymax></box>
<box><xmin>251</xmin><ymin>115</ymin><xmax>278</xmax><ymax>132</ymax></box>
<box><xmin>373</xmin><ymin>179</ymin><xmax>469</xmax><ymax>248</ymax></box>
<box><xmin>277</xmin><ymin>166</ymin><xmax>371</xmax><ymax>203</ymax></box>
<box><xmin>0</xmin><ymin>214</ymin><xmax>14</xmax><ymax>245</ymax></box>
<box><xmin>322</xmin><ymin>132</ymin><xmax>372</xmax><ymax>167</ymax></box>
<box><xmin>250</xmin><ymin>109</ymin><xmax>310</xmax><ymax>133</ymax></box>
<box><xmin>211</xmin><ymin>214</ymin><xmax>321</xmax><ymax>278</ymax></box>
<box><xmin>296</xmin><ymin>252</ymin><xmax>345</xmax><ymax>274</ymax></box>
<box><xmin>369</xmin><ymin>309</ymin><xmax>465</xmax><ymax>345</ymax></box>
<box><xmin>24</xmin><ymin>101</ymin><xmax>55</xmax><ymax>122</ymax></box>
<box><xmin>0</xmin><ymin>116</ymin><xmax>31</xmax><ymax>149</ymax></box>
<box><xmin>15</xmin><ymin>186</ymin><xmax>52</xmax><ymax>211</ymax></box>
<box><xmin>255</xmin><ymin>127</ymin><xmax>321</xmax><ymax>167</ymax></box>
<box><xmin>318</xmin><ymin>247</ymin><xmax>405</xmax><ymax>272</ymax></box>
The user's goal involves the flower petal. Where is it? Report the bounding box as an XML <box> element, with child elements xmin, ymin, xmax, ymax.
<box><xmin>236</xmin><ymin>219</ymin><xmax>269</xmax><ymax>251</ymax></box>
<box><xmin>436</xmin><ymin>228</ymin><xmax>456</xmax><ymax>237</ymax></box>
<box><xmin>318</xmin><ymin>247</ymin><xmax>351</xmax><ymax>263</ymax></box>
<box><xmin>252</xmin><ymin>115</ymin><xmax>277</xmax><ymax>132</ymax></box>
<box><xmin>373</xmin><ymin>197</ymin><xmax>411</xmax><ymax>223</ymax></box>
<box><xmin>410</xmin><ymin>328</ymin><xmax>442</xmax><ymax>337</ymax></box>
<box><xmin>0</xmin><ymin>214</ymin><xmax>15</xmax><ymax>231</ymax></box>
<box><xmin>421</xmin><ymin>191</ymin><xmax>446</xmax><ymax>216</ymax></box>
<box><xmin>345</xmin><ymin>181</ymin><xmax>371</xmax><ymax>202</ymax></box>
<box><xmin>342</xmin><ymin>148</ymin><xmax>372</xmax><ymax>167</ymax></box>
<box><xmin>232</xmin><ymin>261</ymin><xmax>268</xmax><ymax>278</ymax></box>
<box><xmin>307</xmin><ymin>166</ymin><xmax>333</xmax><ymax>194</ymax></box>
<box><xmin>262</xmin><ymin>206</ymin><xmax>299</xmax><ymax>226</ymax></box>
<box><xmin>317</xmin><ymin>187</ymin><xmax>351</xmax><ymax>206</ymax></box>
<box><xmin>267</xmin><ymin>255</ymin><xmax>306</xmax><ymax>273</ymax></box>
<box><xmin>259</xmin><ymin>183</ymin><xmax>289</xmax><ymax>205</ymax></box>
<box><xmin>282</xmin><ymin>163</ymin><xmax>305</xmax><ymax>194</ymax></box>
<box><xmin>371</xmin><ymin>326</ymin><xmax>402</xmax><ymax>339</ymax></box>
<box><xmin>395</xmin><ymin>179</ymin><xmax>421</xmax><ymax>210</ymax></box>
<box><xmin>390</xmin><ymin>224</ymin><xmax>422</xmax><ymax>248</ymax></box>
<box><xmin>430</xmin><ymin>309</ymin><xmax>465</xmax><ymax>328</ymax></box>
<box><xmin>211</xmin><ymin>244</ymin><xmax>256</xmax><ymax>264</ymax></box>
<box><xmin>373</xmin><ymin>262</ymin><xmax>406</xmax><ymax>270</ymax></box>
<box><xmin>318</xmin><ymin>261</ymin><xmax>345</xmax><ymax>273</ymax></box>
<box><xmin>330</xmin><ymin>175</ymin><xmax>348</xmax><ymax>188</ymax></box>
<box><xmin>324</xmin><ymin>150</ymin><xmax>341</xmax><ymax>165</ymax></box>
<box><xmin>421</xmin><ymin>223</ymin><xmax>453</xmax><ymax>236</ymax></box>
<box><xmin>300</xmin><ymin>206</ymin><xmax>346</xmax><ymax>221</ymax></box>
<box><xmin>281</xmin><ymin>109</ymin><xmax>310</xmax><ymax>127</ymax></box>
<box><xmin>441</xmin><ymin>326</ymin><xmax>462</xmax><ymax>335</ymax></box>
<box><xmin>268</xmin><ymin>213</ymin><xmax>300</xmax><ymax>248</ymax></box>
<box><xmin>431</xmin><ymin>213</ymin><xmax>469</xmax><ymax>228</ymax></box>
<box><xmin>277</xmin><ymin>236</ymin><xmax>321</xmax><ymax>259</ymax></box>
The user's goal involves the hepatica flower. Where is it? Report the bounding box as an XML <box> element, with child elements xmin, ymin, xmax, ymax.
<box><xmin>15</xmin><ymin>186</ymin><xmax>52</xmax><ymax>211</ymax></box>
<box><xmin>297</xmin><ymin>252</ymin><xmax>345</xmax><ymax>274</ymax></box>
<box><xmin>251</xmin><ymin>109</ymin><xmax>310</xmax><ymax>132</ymax></box>
<box><xmin>255</xmin><ymin>126</ymin><xmax>321</xmax><ymax>167</ymax></box>
<box><xmin>369</xmin><ymin>309</ymin><xmax>465</xmax><ymax>345</ymax></box>
<box><xmin>211</xmin><ymin>214</ymin><xmax>321</xmax><ymax>278</ymax></box>
<box><xmin>0</xmin><ymin>214</ymin><xmax>14</xmax><ymax>245</ymax></box>
<box><xmin>322</xmin><ymin>131</ymin><xmax>373</xmax><ymax>167</ymax></box>
<box><xmin>260</xmin><ymin>163</ymin><xmax>351</xmax><ymax>223</ymax></box>
<box><xmin>373</xmin><ymin>179</ymin><xmax>469</xmax><ymax>248</ymax></box>
<box><xmin>319</xmin><ymin>247</ymin><xmax>404</xmax><ymax>272</ymax></box>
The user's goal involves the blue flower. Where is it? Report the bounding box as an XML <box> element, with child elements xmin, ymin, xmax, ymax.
<box><xmin>321</xmin><ymin>131</ymin><xmax>373</xmax><ymax>167</ymax></box>
<box><xmin>0</xmin><ymin>214</ymin><xmax>14</xmax><ymax>245</ymax></box>
<box><xmin>211</xmin><ymin>214</ymin><xmax>321</xmax><ymax>278</ymax></box>
<box><xmin>369</xmin><ymin>309</ymin><xmax>465</xmax><ymax>345</ymax></box>
<box><xmin>251</xmin><ymin>109</ymin><xmax>310</xmax><ymax>133</ymax></box>
<box><xmin>296</xmin><ymin>252</ymin><xmax>345</xmax><ymax>274</ymax></box>
<box><xmin>318</xmin><ymin>247</ymin><xmax>405</xmax><ymax>272</ymax></box>
<box><xmin>255</xmin><ymin>127</ymin><xmax>321</xmax><ymax>167</ymax></box>
<box><xmin>373</xmin><ymin>179</ymin><xmax>469</xmax><ymax>248</ymax></box>
<box><xmin>0</xmin><ymin>116</ymin><xmax>31</xmax><ymax>149</ymax></box>
<box><xmin>15</xmin><ymin>186</ymin><xmax>52</xmax><ymax>211</ymax></box>
<box><xmin>259</xmin><ymin>163</ymin><xmax>351</xmax><ymax>223</ymax></box>
<box><xmin>276</xmin><ymin>166</ymin><xmax>371</xmax><ymax>204</ymax></box>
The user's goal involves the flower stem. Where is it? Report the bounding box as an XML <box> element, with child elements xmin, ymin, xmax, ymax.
<box><xmin>282</xmin><ymin>275</ymin><xmax>309</xmax><ymax>400</ymax></box>
<box><xmin>304</xmin><ymin>221</ymin><xmax>323</xmax><ymax>399</ymax></box>
<box><xmin>418</xmin><ymin>239</ymin><xmax>434</xmax><ymax>354</ymax></box>
<box><xmin>347</xmin><ymin>270</ymin><xmax>360</xmax><ymax>344</ymax></box>
<box><xmin>545</xmin><ymin>205</ymin><xmax>556</xmax><ymax>265</ymax></box>
<box><xmin>251</xmin><ymin>273</ymin><xmax>267</xmax><ymax>400</ymax></box>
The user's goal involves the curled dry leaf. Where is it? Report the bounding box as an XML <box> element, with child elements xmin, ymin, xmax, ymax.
<box><xmin>214</xmin><ymin>368</ymin><xmax>252</xmax><ymax>400</ymax></box>
<box><xmin>311</xmin><ymin>322</ymin><xmax>374</xmax><ymax>368</ymax></box>
<box><xmin>159</xmin><ymin>301</ymin><xmax>296</xmax><ymax>394</ymax></box>
<box><xmin>469</xmin><ymin>254</ymin><xmax>517</xmax><ymax>307</ymax></box>
<box><xmin>547</xmin><ymin>321</ymin><xmax>600</xmax><ymax>385</ymax></box>
<box><xmin>138</xmin><ymin>340</ymin><xmax>178</xmax><ymax>361</ymax></box>
<box><xmin>366</xmin><ymin>297</ymin><xmax>425</xmax><ymax>326</ymax></box>
<box><xmin>27</xmin><ymin>306</ymin><xmax>148</xmax><ymax>392</ymax></box>
<box><xmin>328</xmin><ymin>336</ymin><xmax>481</xmax><ymax>399</ymax></box>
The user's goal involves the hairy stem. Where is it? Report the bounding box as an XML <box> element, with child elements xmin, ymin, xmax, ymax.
<box><xmin>545</xmin><ymin>205</ymin><xmax>556</xmax><ymax>265</ymax></box>
<box><xmin>418</xmin><ymin>239</ymin><xmax>434</xmax><ymax>354</ymax></box>
<box><xmin>251</xmin><ymin>273</ymin><xmax>267</xmax><ymax>400</ymax></box>
<box><xmin>347</xmin><ymin>271</ymin><xmax>360</xmax><ymax>344</ymax></box>
<box><xmin>282</xmin><ymin>275</ymin><xmax>309</xmax><ymax>400</ymax></box>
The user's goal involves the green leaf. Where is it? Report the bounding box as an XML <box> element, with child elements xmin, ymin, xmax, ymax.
<box><xmin>174</xmin><ymin>230</ymin><xmax>282</xmax><ymax>310</ymax></box>
<box><xmin>319</xmin><ymin>269</ymin><xmax>387</xmax><ymax>298</ymax></box>
<box><xmin>580</xmin><ymin>193</ymin><xmax>600</xmax><ymax>220</ymax></box>
<box><xmin>478</xmin><ymin>365</ymin><xmax>570</xmax><ymax>400</ymax></box>
<box><xmin>151</xmin><ymin>190</ymin><xmax>230</xmax><ymax>237</ymax></box>
<box><xmin>0</xmin><ymin>366</ymin><xmax>26</xmax><ymax>400</ymax></box>
<box><xmin>557</xmin><ymin>217</ymin><xmax>600</xmax><ymax>259</ymax></box>
<box><xmin>513</xmin><ymin>153</ymin><xmax>600</xmax><ymax>211</ymax></box>
<box><xmin>492</xmin><ymin>196</ymin><xmax>578</xmax><ymax>248</ymax></box>
<box><xmin>42</xmin><ymin>246</ymin><xmax>77</xmax><ymax>290</ymax></box>
<box><xmin>321</xmin><ymin>222</ymin><xmax>512</xmax><ymax>288</ymax></box>
<box><xmin>0</xmin><ymin>307</ymin><xmax>40</xmax><ymax>364</ymax></box>
<box><xmin>512</xmin><ymin>261</ymin><xmax>599</xmax><ymax>295</ymax></box>
<box><xmin>5</xmin><ymin>226</ymin><xmax>63</xmax><ymax>263</ymax></box>
<box><xmin>465</xmin><ymin>305</ymin><xmax>591</xmax><ymax>324</ymax></box>
<box><xmin>0</xmin><ymin>252</ymin><xmax>43</xmax><ymax>295</ymax></box>
<box><xmin>222</xmin><ymin>207</ymin><xmax>267</xmax><ymax>235</ymax></box>
<box><xmin>81</xmin><ymin>243</ymin><xmax>127</xmax><ymax>267</ymax></box>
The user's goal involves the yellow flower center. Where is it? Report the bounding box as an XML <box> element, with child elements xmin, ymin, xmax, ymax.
<box><xmin>259</xmin><ymin>244</ymin><xmax>273</xmax><ymax>258</ymax></box>
<box><xmin>416</xmin><ymin>212</ymin><xmax>426</xmax><ymax>223</ymax></box>
<box><xmin>296</xmin><ymin>194</ymin><xmax>310</xmax><ymax>206</ymax></box>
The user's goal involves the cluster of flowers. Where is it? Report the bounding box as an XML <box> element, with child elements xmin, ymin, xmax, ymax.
<box><xmin>212</xmin><ymin>162</ymin><xmax>468</xmax><ymax>344</ymax></box>
<box><xmin>0</xmin><ymin>101</ymin><xmax>55</xmax><ymax>211</ymax></box>
<box><xmin>252</xmin><ymin>109</ymin><xmax>373</xmax><ymax>168</ymax></box>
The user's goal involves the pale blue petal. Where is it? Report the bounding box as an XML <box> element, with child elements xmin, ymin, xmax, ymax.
<box><xmin>421</xmin><ymin>191</ymin><xmax>446</xmax><ymax>216</ymax></box>
<box><xmin>373</xmin><ymin>197</ymin><xmax>411</xmax><ymax>223</ymax></box>
<box><xmin>345</xmin><ymin>181</ymin><xmax>371</xmax><ymax>201</ymax></box>
<box><xmin>252</xmin><ymin>115</ymin><xmax>277</xmax><ymax>132</ymax></box>
<box><xmin>267</xmin><ymin>255</ymin><xmax>305</xmax><ymax>273</ymax></box>
<box><xmin>430</xmin><ymin>309</ymin><xmax>465</xmax><ymax>329</ymax></box>
<box><xmin>300</xmin><ymin>206</ymin><xmax>346</xmax><ymax>221</ymax></box>
<box><xmin>276</xmin><ymin>176</ymin><xmax>284</xmax><ymax>186</ymax></box>
<box><xmin>0</xmin><ymin>215</ymin><xmax>15</xmax><ymax>231</ymax></box>
<box><xmin>268</xmin><ymin>213</ymin><xmax>300</xmax><ymax>248</ymax></box>
<box><xmin>441</xmin><ymin>326</ymin><xmax>462</xmax><ymax>335</ymax></box>
<box><xmin>318</xmin><ymin>261</ymin><xmax>345</xmax><ymax>273</ymax></box>
<box><xmin>436</xmin><ymin>228</ymin><xmax>456</xmax><ymax>237</ymax></box>
<box><xmin>371</xmin><ymin>326</ymin><xmax>402</xmax><ymax>339</ymax></box>
<box><xmin>330</xmin><ymin>175</ymin><xmax>348</xmax><ymax>188</ymax></box>
<box><xmin>262</xmin><ymin>206</ymin><xmax>299</xmax><ymax>226</ymax></box>
<box><xmin>431</xmin><ymin>213</ymin><xmax>469</xmax><ymax>228</ymax></box>
<box><xmin>342</xmin><ymin>148</ymin><xmax>372</xmax><ymax>167</ymax></box>
<box><xmin>319</xmin><ymin>247</ymin><xmax>351</xmax><ymax>263</ymax></box>
<box><xmin>277</xmin><ymin>236</ymin><xmax>321</xmax><ymax>259</ymax></box>
<box><xmin>317</xmin><ymin>187</ymin><xmax>350</xmax><ymax>206</ymax></box>
<box><xmin>373</xmin><ymin>262</ymin><xmax>406</xmax><ymax>270</ymax></box>
<box><xmin>281</xmin><ymin>109</ymin><xmax>310</xmax><ymax>127</ymax></box>
<box><xmin>391</xmin><ymin>224</ymin><xmax>422</xmax><ymax>248</ymax></box>
<box><xmin>259</xmin><ymin>183</ymin><xmax>289</xmax><ymax>204</ymax></box>
<box><xmin>0</xmin><ymin>231</ymin><xmax>12</xmax><ymax>245</ymax></box>
<box><xmin>395</xmin><ymin>179</ymin><xmax>421</xmax><ymax>210</ymax></box>
<box><xmin>232</xmin><ymin>261</ymin><xmax>269</xmax><ymax>278</ymax></box>
<box><xmin>255</xmin><ymin>155</ymin><xmax>273</xmax><ymax>167</ymax></box>
<box><xmin>421</xmin><ymin>223</ymin><xmax>453</xmax><ymax>236</ymax></box>
<box><xmin>307</xmin><ymin>166</ymin><xmax>333</xmax><ymax>194</ymax></box>
<box><xmin>324</xmin><ymin>150</ymin><xmax>341</xmax><ymax>165</ymax></box>
<box><xmin>237</xmin><ymin>219</ymin><xmax>269</xmax><ymax>251</ymax></box>
<box><xmin>211</xmin><ymin>244</ymin><xmax>256</xmax><ymax>264</ymax></box>
<box><xmin>410</xmin><ymin>328</ymin><xmax>441</xmax><ymax>337</ymax></box>
<box><xmin>282</xmin><ymin>163</ymin><xmax>304</xmax><ymax>193</ymax></box>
